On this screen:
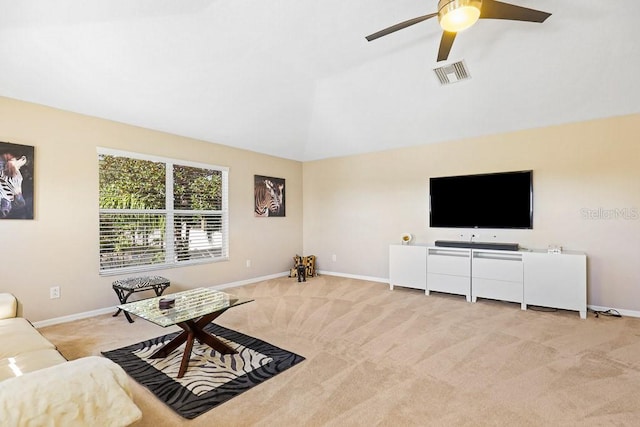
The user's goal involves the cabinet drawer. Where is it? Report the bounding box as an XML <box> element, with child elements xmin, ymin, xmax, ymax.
<box><xmin>427</xmin><ymin>273</ymin><xmax>470</xmax><ymax>297</ymax></box>
<box><xmin>472</xmin><ymin>251</ymin><xmax>523</xmax><ymax>282</ymax></box>
<box><xmin>427</xmin><ymin>249</ymin><xmax>470</xmax><ymax>276</ymax></box>
<box><xmin>472</xmin><ymin>278</ymin><xmax>523</xmax><ymax>303</ymax></box>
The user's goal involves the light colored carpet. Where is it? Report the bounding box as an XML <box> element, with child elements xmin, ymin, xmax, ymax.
<box><xmin>40</xmin><ymin>275</ymin><xmax>640</xmax><ymax>426</ymax></box>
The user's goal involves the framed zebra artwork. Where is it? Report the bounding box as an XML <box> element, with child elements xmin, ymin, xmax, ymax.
<box><xmin>254</xmin><ymin>175</ymin><xmax>285</xmax><ymax>217</ymax></box>
<box><xmin>0</xmin><ymin>141</ymin><xmax>34</xmax><ymax>220</ymax></box>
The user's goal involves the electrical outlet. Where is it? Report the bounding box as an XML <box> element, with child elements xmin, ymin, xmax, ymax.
<box><xmin>50</xmin><ymin>286</ymin><xmax>60</xmax><ymax>299</ymax></box>
<box><xmin>332</xmin><ymin>254</ymin><xmax>337</xmax><ymax>262</ymax></box>
<box><xmin>246</xmin><ymin>259</ymin><xmax>251</xmax><ymax>268</ymax></box>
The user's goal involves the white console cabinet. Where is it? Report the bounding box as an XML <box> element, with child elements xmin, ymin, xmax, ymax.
<box><xmin>388</xmin><ymin>244</ymin><xmax>587</xmax><ymax>318</ymax></box>
<box><xmin>389</xmin><ymin>244</ymin><xmax>427</xmax><ymax>290</ymax></box>
<box><xmin>522</xmin><ymin>251</ymin><xmax>587</xmax><ymax>319</ymax></box>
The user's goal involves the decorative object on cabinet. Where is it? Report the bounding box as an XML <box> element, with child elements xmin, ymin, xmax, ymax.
<box><xmin>547</xmin><ymin>245</ymin><xmax>563</xmax><ymax>254</ymax></box>
<box><xmin>401</xmin><ymin>233</ymin><xmax>413</xmax><ymax>245</ymax></box>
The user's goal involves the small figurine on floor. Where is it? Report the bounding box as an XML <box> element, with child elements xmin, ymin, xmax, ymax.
<box><xmin>297</xmin><ymin>263</ymin><xmax>306</xmax><ymax>282</ymax></box>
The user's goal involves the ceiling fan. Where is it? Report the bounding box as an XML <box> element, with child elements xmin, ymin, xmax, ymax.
<box><xmin>366</xmin><ymin>0</ymin><xmax>551</xmax><ymax>62</ymax></box>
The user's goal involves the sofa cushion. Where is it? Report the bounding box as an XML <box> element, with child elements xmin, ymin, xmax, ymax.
<box><xmin>0</xmin><ymin>348</ymin><xmax>66</xmax><ymax>381</ymax></box>
<box><xmin>0</xmin><ymin>356</ymin><xmax>142</xmax><ymax>427</ymax></box>
<box><xmin>0</xmin><ymin>318</ymin><xmax>56</xmax><ymax>358</ymax></box>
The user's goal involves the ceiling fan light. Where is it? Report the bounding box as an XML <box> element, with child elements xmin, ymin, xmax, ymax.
<box><xmin>438</xmin><ymin>0</ymin><xmax>482</xmax><ymax>33</ymax></box>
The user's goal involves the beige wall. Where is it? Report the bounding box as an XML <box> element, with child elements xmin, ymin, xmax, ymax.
<box><xmin>2</xmin><ymin>95</ymin><xmax>638</xmax><ymax>321</ymax></box>
<box><xmin>303</xmin><ymin>114</ymin><xmax>640</xmax><ymax>311</ymax></box>
<box><xmin>0</xmin><ymin>97</ymin><xmax>303</xmax><ymax>322</ymax></box>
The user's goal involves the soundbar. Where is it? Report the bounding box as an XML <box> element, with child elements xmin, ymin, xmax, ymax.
<box><xmin>434</xmin><ymin>240</ymin><xmax>519</xmax><ymax>251</ymax></box>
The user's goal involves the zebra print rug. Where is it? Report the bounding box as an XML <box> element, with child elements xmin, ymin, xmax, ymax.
<box><xmin>102</xmin><ymin>324</ymin><xmax>305</xmax><ymax>419</ymax></box>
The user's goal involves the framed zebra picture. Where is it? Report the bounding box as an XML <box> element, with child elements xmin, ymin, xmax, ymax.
<box><xmin>0</xmin><ymin>141</ymin><xmax>34</xmax><ymax>220</ymax></box>
<box><xmin>254</xmin><ymin>175</ymin><xmax>285</xmax><ymax>217</ymax></box>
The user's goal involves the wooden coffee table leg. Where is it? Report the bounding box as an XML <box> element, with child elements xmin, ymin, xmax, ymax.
<box><xmin>178</xmin><ymin>331</ymin><xmax>195</xmax><ymax>378</ymax></box>
<box><xmin>193</xmin><ymin>328</ymin><xmax>237</xmax><ymax>354</ymax></box>
<box><xmin>149</xmin><ymin>309</ymin><xmax>237</xmax><ymax>377</ymax></box>
<box><xmin>149</xmin><ymin>330</ymin><xmax>189</xmax><ymax>358</ymax></box>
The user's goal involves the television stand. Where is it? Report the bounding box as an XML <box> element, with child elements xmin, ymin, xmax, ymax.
<box><xmin>388</xmin><ymin>244</ymin><xmax>587</xmax><ymax>318</ymax></box>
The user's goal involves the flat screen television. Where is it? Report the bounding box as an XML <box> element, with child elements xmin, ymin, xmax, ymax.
<box><xmin>429</xmin><ymin>170</ymin><xmax>533</xmax><ymax>229</ymax></box>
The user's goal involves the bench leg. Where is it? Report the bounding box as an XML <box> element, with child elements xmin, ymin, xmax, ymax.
<box><xmin>112</xmin><ymin>288</ymin><xmax>136</xmax><ymax>323</ymax></box>
<box><xmin>113</xmin><ymin>283</ymin><xmax>170</xmax><ymax>323</ymax></box>
<box><xmin>152</xmin><ymin>284</ymin><xmax>170</xmax><ymax>297</ymax></box>
<box><xmin>113</xmin><ymin>307</ymin><xmax>135</xmax><ymax>323</ymax></box>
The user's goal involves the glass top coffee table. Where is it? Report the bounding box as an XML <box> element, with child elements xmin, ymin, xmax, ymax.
<box><xmin>118</xmin><ymin>287</ymin><xmax>253</xmax><ymax>378</ymax></box>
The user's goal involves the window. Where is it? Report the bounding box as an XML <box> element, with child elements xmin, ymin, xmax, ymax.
<box><xmin>98</xmin><ymin>148</ymin><xmax>228</xmax><ymax>275</ymax></box>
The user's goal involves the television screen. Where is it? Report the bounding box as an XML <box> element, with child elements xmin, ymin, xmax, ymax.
<box><xmin>429</xmin><ymin>170</ymin><xmax>533</xmax><ymax>229</ymax></box>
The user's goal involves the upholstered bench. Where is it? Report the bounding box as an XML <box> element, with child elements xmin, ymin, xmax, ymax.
<box><xmin>112</xmin><ymin>276</ymin><xmax>170</xmax><ymax>323</ymax></box>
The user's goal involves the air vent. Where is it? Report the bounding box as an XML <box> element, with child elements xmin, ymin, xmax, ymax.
<box><xmin>433</xmin><ymin>60</ymin><xmax>471</xmax><ymax>85</ymax></box>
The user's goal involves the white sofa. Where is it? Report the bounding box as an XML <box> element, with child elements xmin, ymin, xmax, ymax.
<box><xmin>0</xmin><ymin>293</ymin><xmax>142</xmax><ymax>427</ymax></box>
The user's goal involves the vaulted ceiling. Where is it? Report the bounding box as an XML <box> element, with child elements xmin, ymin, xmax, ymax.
<box><xmin>1</xmin><ymin>0</ymin><xmax>639</xmax><ymax>161</ymax></box>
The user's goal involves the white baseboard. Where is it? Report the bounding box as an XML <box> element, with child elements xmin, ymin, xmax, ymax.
<box><xmin>33</xmin><ymin>307</ymin><xmax>116</xmax><ymax>328</ymax></box>
<box><xmin>317</xmin><ymin>270</ymin><xmax>388</xmax><ymax>284</ymax></box>
<box><xmin>588</xmin><ymin>305</ymin><xmax>640</xmax><ymax>318</ymax></box>
<box><xmin>209</xmin><ymin>271</ymin><xmax>289</xmax><ymax>291</ymax></box>
<box><xmin>33</xmin><ymin>272</ymin><xmax>290</xmax><ymax>329</ymax></box>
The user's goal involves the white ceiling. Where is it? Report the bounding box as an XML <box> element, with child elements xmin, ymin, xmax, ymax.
<box><xmin>1</xmin><ymin>0</ymin><xmax>639</xmax><ymax>161</ymax></box>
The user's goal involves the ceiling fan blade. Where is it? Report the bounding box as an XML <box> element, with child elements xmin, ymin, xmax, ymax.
<box><xmin>366</xmin><ymin>13</ymin><xmax>437</xmax><ymax>42</ymax></box>
<box><xmin>437</xmin><ymin>31</ymin><xmax>457</xmax><ymax>62</ymax></box>
<box><xmin>480</xmin><ymin>0</ymin><xmax>551</xmax><ymax>23</ymax></box>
